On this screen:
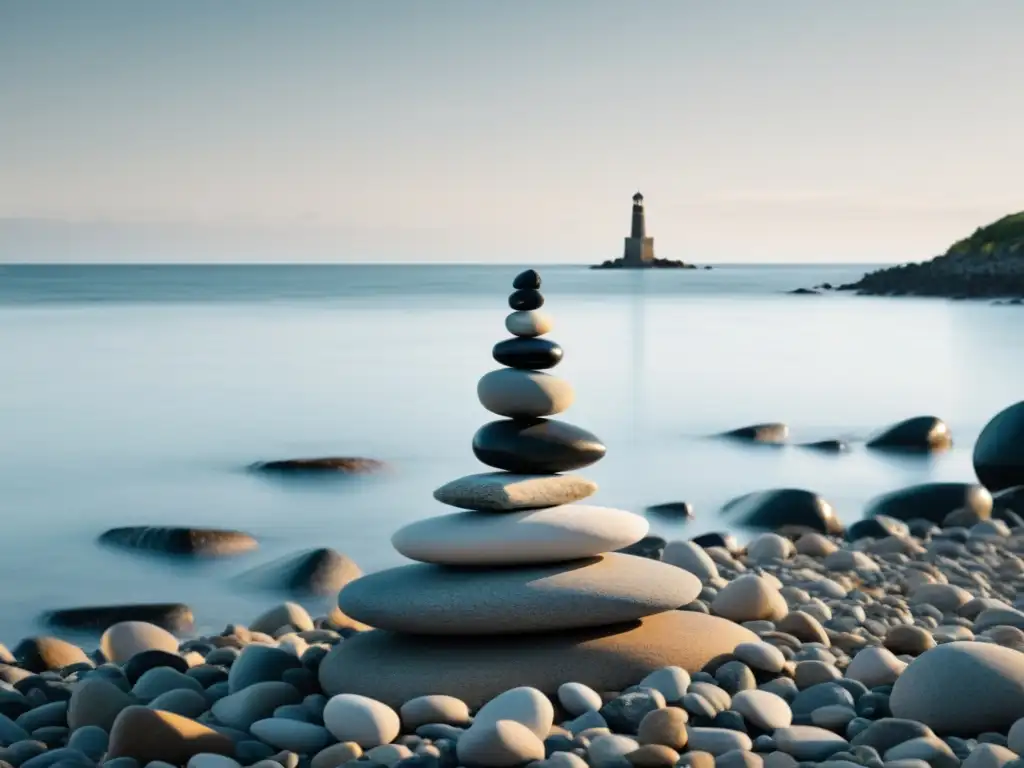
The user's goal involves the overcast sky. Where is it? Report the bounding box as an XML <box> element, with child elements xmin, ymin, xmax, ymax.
<box><xmin>1</xmin><ymin>1</ymin><xmax>1022</xmax><ymax>263</ymax></box>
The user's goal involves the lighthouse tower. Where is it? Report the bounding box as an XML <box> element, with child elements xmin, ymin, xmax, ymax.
<box><xmin>623</xmin><ymin>192</ymin><xmax>655</xmax><ymax>265</ymax></box>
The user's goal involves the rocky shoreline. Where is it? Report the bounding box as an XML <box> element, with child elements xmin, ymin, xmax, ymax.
<box><xmin>4</xmin><ymin>270</ymin><xmax>1024</xmax><ymax>768</ymax></box>
<box><xmin>797</xmin><ymin>212</ymin><xmax>1024</xmax><ymax>299</ymax></box>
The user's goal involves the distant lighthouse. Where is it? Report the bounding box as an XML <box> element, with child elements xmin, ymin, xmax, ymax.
<box><xmin>623</xmin><ymin>192</ymin><xmax>655</xmax><ymax>265</ymax></box>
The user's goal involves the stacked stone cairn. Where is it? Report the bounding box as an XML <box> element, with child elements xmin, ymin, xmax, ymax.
<box><xmin>317</xmin><ymin>269</ymin><xmax>756</xmax><ymax>709</ymax></box>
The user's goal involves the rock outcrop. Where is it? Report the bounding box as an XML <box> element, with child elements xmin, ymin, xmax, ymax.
<box><xmin>835</xmin><ymin>212</ymin><xmax>1024</xmax><ymax>298</ymax></box>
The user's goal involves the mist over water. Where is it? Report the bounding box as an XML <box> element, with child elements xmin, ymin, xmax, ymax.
<box><xmin>1</xmin><ymin>263</ymin><xmax>1021</xmax><ymax>643</ymax></box>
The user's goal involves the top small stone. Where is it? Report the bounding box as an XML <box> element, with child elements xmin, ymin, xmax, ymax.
<box><xmin>509</xmin><ymin>289</ymin><xmax>544</xmax><ymax>311</ymax></box>
<box><xmin>513</xmin><ymin>269</ymin><xmax>541</xmax><ymax>289</ymax></box>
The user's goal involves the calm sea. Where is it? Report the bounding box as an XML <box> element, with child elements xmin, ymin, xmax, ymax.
<box><xmin>1</xmin><ymin>263</ymin><xmax>1021</xmax><ymax>643</ymax></box>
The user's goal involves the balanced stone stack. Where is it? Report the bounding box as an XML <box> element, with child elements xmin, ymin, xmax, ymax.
<box><xmin>317</xmin><ymin>269</ymin><xmax>757</xmax><ymax>708</ymax></box>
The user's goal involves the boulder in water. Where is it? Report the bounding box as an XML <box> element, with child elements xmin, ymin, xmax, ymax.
<box><xmin>719</xmin><ymin>423</ymin><xmax>788</xmax><ymax>445</ymax></box>
<box><xmin>865</xmin><ymin>482</ymin><xmax>992</xmax><ymax>524</ymax></box>
<box><xmin>973</xmin><ymin>401</ymin><xmax>1024</xmax><ymax>492</ymax></box>
<box><xmin>98</xmin><ymin>526</ymin><xmax>258</xmax><ymax>557</ymax></box>
<box><xmin>42</xmin><ymin>603</ymin><xmax>194</xmax><ymax>633</ymax></box>
<box><xmin>251</xmin><ymin>457</ymin><xmax>386</xmax><ymax>475</ymax></box>
<box><xmin>722</xmin><ymin>489</ymin><xmax>843</xmax><ymax>536</ymax></box>
<box><xmin>846</xmin><ymin>515</ymin><xmax>909</xmax><ymax>541</ymax></box>
<box><xmin>646</xmin><ymin>502</ymin><xmax>694</xmax><ymax>520</ymax></box>
<box><xmin>616</xmin><ymin>536</ymin><xmax>666</xmax><ymax>560</ymax></box>
<box><xmin>866</xmin><ymin>416</ymin><xmax>952</xmax><ymax>452</ymax></box>
<box><xmin>236</xmin><ymin>548</ymin><xmax>362</xmax><ymax>596</ymax></box>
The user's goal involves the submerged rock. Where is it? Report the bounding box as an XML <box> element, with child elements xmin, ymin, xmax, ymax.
<box><xmin>867</xmin><ymin>416</ymin><xmax>952</xmax><ymax>452</ymax></box>
<box><xmin>864</xmin><ymin>482</ymin><xmax>992</xmax><ymax>524</ymax></box>
<box><xmin>251</xmin><ymin>457</ymin><xmax>386</xmax><ymax>475</ymax></box>
<box><xmin>722</xmin><ymin>489</ymin><xmax>843</xmax><ymax>536</ymax></box>
<box><xmin>646</xmin><ymin>502</ymin><xmax>695</xmax><ymax>520</ymax></box>
<box><xmin>719</xmin><ymin>423</ymin><xmax>788</xmax><ymax>445</ymax></box>
<box><xmin>616</xmin><ymin>536</ymin><xmax>667</xmax><ymax>560</ymax></box>
<box><xmin>42</xmin><ymin>603</ymin><xmax>194</xmax><ymax>633</ymax></box>
<box><xmin>799</xmin><ymin>440</ymin><xmax>849</xmax><ymax>452</ymax></box>
<box><xmin>98</xmin><ymin>526</ymin><xmax>257</xmax><ymax>557</ymax></box>
<box><xmin>974</xmin><ymin>401</ymin><xmax>1024</xmax><ymax>492</ymax></box>
<box><xmin>236</xmin><ymin>548</ymin><xmax>362</xmax><ymax>597</ymax></box>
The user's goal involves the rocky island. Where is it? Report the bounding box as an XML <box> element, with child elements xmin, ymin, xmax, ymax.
<box><xmin>591</xmin><ymin>192</ymin><xmax>706</xmax><ymax>270</ymax></box>
<box><xmin>835</xmin><ymin>211</ymin><xmax>1024</xmax><ymax>299</ymax></box>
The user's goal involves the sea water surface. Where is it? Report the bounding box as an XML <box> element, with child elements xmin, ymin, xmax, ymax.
<box><xmin>1</xmin><ymin>263</ymin><xmax>1022</xmax><ymax>643</ymax></box>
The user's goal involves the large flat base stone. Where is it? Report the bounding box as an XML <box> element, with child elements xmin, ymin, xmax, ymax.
<box><xmin>317</xmin><ymin>611</ymin><xmax>758</xmax><ymax>709</ymax></box>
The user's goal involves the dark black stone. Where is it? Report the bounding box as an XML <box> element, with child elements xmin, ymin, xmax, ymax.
<box><xmin>846</xmin><ymin>515</ymin><xmax>908</xmax><ymax>541</ymax></box>
<box><xmin>512</xmin><ymin>269</ymin><xmax>541</xmax><ymax>290</ymax></box>
<box><xmin>472</xmin><ymin>419</ymin><xmax>605</xmax><ymax>474</ymax></box>
<box><xmin>615</xmin><ymin>535</ymin><xmax>666</xmax><ymax>560</ymax></box>
<box><xmin>186</xmin><ymin>664</ymin><xmax>229</xmax><ymax>688</ymax></box>
<box><xmin>122</xmin><ymin>649</ymin><xmax>189</xmax><ymax>685</ymax></box>
<box><xmin>974</xmin><ymin>401</ymin><xmax>1024</xmax><ymax>492</ymax></box>
<box><xmin>867</xmin><ymin>415</ymin><xmax>952</xmax><ymax>452</ymax></box>
<box><xmin>865</xmin><ymin>482</ymin><xmax>992</xmax><ymax>524</ymax></box>
<box><xmin>508</xmin><ymin>288</ymin><xmax>544</xmax><ymax>311</ymax></box>
<box><xmin>856</xmin><ymin>692</ymin><xmax>891</xmax><ymax>719</ymax></box>
<box><xmin>646</xmin><ymin>501</ymin><xmax>694</xmax><ymax>520</ymax></box>
<box><xmin>42</xmin><ymin>603</ymin><xmax>193</xmax><ymax>633</ymax></box>
<box><xmin>799</xmin><ymin>440</ymin><xmax>849</xmax><ymax>453</ymax></box>
<box><xmin>721</xmin><ymin>488</ymin><xmax>843</xmax><ymax>536</ymax></box>
<box><xmin>719</xmin><ymin>423</ymin><xmax>788</xmax><ymax>445</ymax></box>
<box><xmin>492</xmin><ymin>337</ymin><xmax>563</xmax><ymax>370</ymax></box>
<box><xmin>712</xmin><ymin>710</ymin><xmax>748</xmax><ymax>733</ymax></box>
<box><xmin>690</xmin><ymin>532</ymin><xmax>740</xmax><ymax>553</ymax></box>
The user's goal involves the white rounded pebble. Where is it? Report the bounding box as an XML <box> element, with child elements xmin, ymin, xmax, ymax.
<box><xmin>323</xmin><ymin>693</ymin><xmax>401</xmax><ymax>748</ymax></box>
<box><xmin>505</xmin><ymin>310</ymin><xmax>552</xmax><ymax>338</ymax></box>
<box><xmin>471</xmin><ymin>686</ymin><xmax>554</xmax><ymax>740</ymax></box>
<box><xmin>712</xmin><ymin>575</ymin><xmax>789</xmax><ymax>623</ymax></box>
<box><xmin>845</xmin><ymin>646</ymin><xmax>907</xmax><ymax>688</ymax></box>
<box><xmin>557</xmin><ymin>682</ymin><xmax>603</xmax><ymax>716</ymax></box>
<box><xmin>731</xmin><ymin>690</ymin><xmax>792</xmax><ymax>731</ymax></box>
<box><xmin>639</xmin><ymin>667</ymin><xmax>692</xmax><ymax>703</ymax></box>
<box><xmin>663</xmin><ymin>541</ymin><xmax>720</xmax><ymax>582</ymax></box>
<box><xmin>747</xmin><ymin>533</ymin><xmax>794</xmax><ymax>563</ymax></box>
<box><xmin>399</xmin><ymin>694</ymin><xmax>471</xmax><ymax>729</ymax></box>
<box><xmin>457</xmin><ymin>720</ymin><xmax>545</xmax><ymax>768</ymax></box>
<box><xmin>687</xmin><ymin>727</ymin><xmax>753</xmax><ymax>756</ymax></box>
<box><xmin>477</xmin><ymin>368</ymin><xmax>575</xmax><ymax>418</ymax></box>
<box><xmin>734</xmin><ymin>642</ymin><xmax>786</xmax><ymax>673</ymax></box>
<box><xmin>250</xmin><ymin>602</ymin><xmax>315</xmax><ymax>635</ymax></box>
<box><xmin>100</xmin><ymin>622</ymin><xmax>179</xmax><ymax>663</ymax></box>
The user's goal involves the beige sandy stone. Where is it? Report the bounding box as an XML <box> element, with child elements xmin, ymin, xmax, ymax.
<box><xmin>318</xmin><ymin>611</ymin><xmax>758</xmax><ymax>709</ymax></box>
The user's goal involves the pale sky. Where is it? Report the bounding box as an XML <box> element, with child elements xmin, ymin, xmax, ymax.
<box><xmin>1</xmin><ymin>1</ymin><xmax>1022</xmax><ymax>263</ymax></box>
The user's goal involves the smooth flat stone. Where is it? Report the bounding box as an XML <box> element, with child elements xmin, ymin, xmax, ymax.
<box><xmin>473</xmin><ymin>419</ymin><xmax>605</xmax><ymax>474</ymax></box>
<box><xmin>512</xmin><ymin>269</ymin><xmax>542</xmax><ymax>289</ymax></box>
<box><xmin>391</xmin><ymin>505</ymin><xmax>649</xmax><ymax>566</ymax></box>
<box><xmin>477</xmin><ymin>369</ymin><xmax>574</xmax><ymax>419</ymax></box>
<box><xmin>492</xmin><ymin>337</ymin><xmax>563</xmax><ymax>370</ymax></box>
<box><xmin>433</xmin><ymin>472</ymin><xmax>597</xmax><ymax>511</ymax></box>
<box><xmin>509</xmin><ymin>288</ymin><xmax>544</xmax><ymax>310</ymax></box>
<box><xmin>336</xmin><ymin>553</ymin><xmax>700</xmax><ymax>635</ymax></box>
<box><xmin>505</xmin><ymin>310</ymin><xmax>552</xmax><ymax>338</ymax></box>
<box><xmin>317</xmin><ymin>610</ymin><xmax>758</xmax><ymax>709</ymax></box>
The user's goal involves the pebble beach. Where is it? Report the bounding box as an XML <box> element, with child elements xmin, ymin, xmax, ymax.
<box><xmin>4</xmin><ymin>268</ymin><xmax>1024</xmax><ymax>768</ymax></box>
